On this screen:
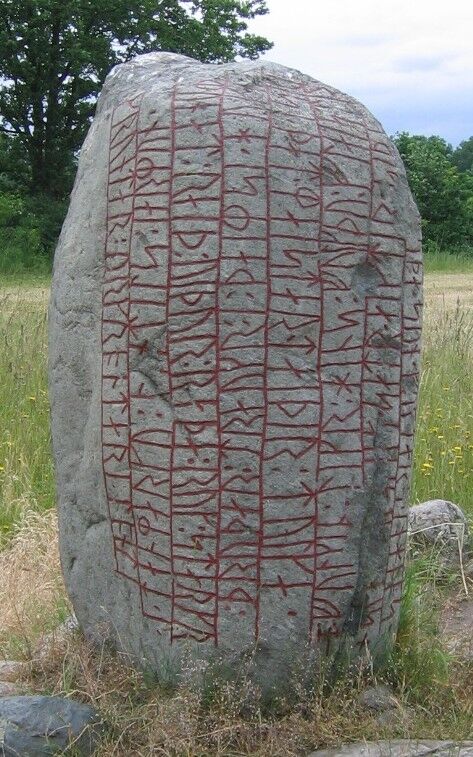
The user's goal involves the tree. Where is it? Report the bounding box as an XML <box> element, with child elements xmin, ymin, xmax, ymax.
<box><xmin>393</xmin><ymin>132</ymin><xmax>473</xmax><ymax>249</ymax></box>
<box><xmin>452</xmin><ymin>136</ymin><xmax>473</xmax><ymax>174</ymax></box>
<box><xmin>0</xmin><ymin>0</ymin><xmax>272</xmax><ymax>199</ymax></box>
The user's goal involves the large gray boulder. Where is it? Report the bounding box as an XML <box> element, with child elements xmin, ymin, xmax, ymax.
<box><xmin>0</xmin><ymin>696</ymin><xmax>102</xmax><ymax>756</ymax></box>
<box><xmin>49</xmin><ymin>53</ymin><xmax>422</xmax><ymax>690</ymax></box>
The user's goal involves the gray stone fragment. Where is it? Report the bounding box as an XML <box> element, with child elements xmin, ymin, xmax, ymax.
<box><xmin>0</xmin><ymin>696</ymin><xmax>102</xmax><ymax>756</ymax></box>
<box><xmin>408</xmin><ymin>500</ymin><xmax>470</xmax><ymax>561</ymax></box>
<box><xmin>33</xmin><ymin>616</ymin><xmax>79</xmax><ymax>663</ymax></box>
<box><xmin>357</xmin><ymin>685</ymin><xmax>410</xmax><ymax>729</ymax></box>
<box><xmin>309</xmin><ymin>741</ymin><xmax>473</xmax><ymax>756</ymax></box>
<box><xmin>0</xmin><ymin>683</ymin><xmax>19</xmax><ymax>699</ymax></box>
<box><xmin>49</xmin><ymin>52</ymin><xmax>422</xmax><ymax>689</ymax></box>
<box><xmin>0</xmin><ymin>663</ymin><xmax>27</xmax><ymax>685</ymax></box>
<box><xmin>357</xmin><ymin>684</ymin><xmax>397</xmax><ymax>712</ymax></box>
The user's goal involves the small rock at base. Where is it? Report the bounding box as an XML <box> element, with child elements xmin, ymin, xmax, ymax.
<box><xmin>0</xmin><ymin>660</ymin><xmax>28</xmax><ymax>683</ymax></box>
<box><xmin>357</xmin><ymin>684</ymin><xmax>397</xmax><ymax>712</ymax></box>
<box><xmin>408</xmin><ymin>500</ymin><xmax>469</xmax><ymax>561</ymax></box>
<box><xmin>0</xmin><ymin>681</ymin><xmax>20</xmax><ymax>697</ymax></box>
<box><xmin>33</xmin><ymin>614</ymin><xmax>79</xmax><ymax>663</ymax></box>
<box><xmin>0</xmin><ymin>695</ymin><xmax>103</xmax><ymax>756</ymax></box>
<box><xmin>308</xmin><ymin>739</ymin><xmax>473</xmax><ymax>756</ymax></box>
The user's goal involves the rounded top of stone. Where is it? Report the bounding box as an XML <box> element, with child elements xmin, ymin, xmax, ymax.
<box><xmin>107</xmin><ymin>51</ymin><xmax>196</xmax><ymax>76</ymax></box>
<box><xmin>107</xmin><ymin>50</ymin><xmax>306</xmax><ymax>74</ymax></box>
<box><xmin>107</xmin><ymin>52</ymin><xmax>314</xmax><ymax>83</ymax></box>
<box><xmin>99</xmin><ymin>51</ymin><xmax>330</xmax><ymax>114</ymax></box>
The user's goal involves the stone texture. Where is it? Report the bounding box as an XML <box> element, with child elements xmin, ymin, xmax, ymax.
<box><xmin>0</xmin><ymin>696</ymin><xmax>102</xmax><ymax>756</ymax></box>
<box><xmin>357</xmin><ymin>684</ymin><xmax>410</xmax><ymax>729</ymax></box>
<box><xmin>309</xmin><ymin>742</ymin><xmax>473</xmax><ymax>756</ymax></box>
<box><xmin>357</xmin><ymin>684</ymin><xmax>397</xmax><ymax>712</ymax></box>
<box><xmin>49</xmin><ymin>52</ymin><xmax>422</xmax><ymax>688</ymax></box>
<box><xmin>408</xmin><ymin>500</ymin><xmax>469</xmax><ymax>561</ymax></box>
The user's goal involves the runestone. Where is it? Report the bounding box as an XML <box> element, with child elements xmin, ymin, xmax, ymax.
<box><xmin>49</xmin><ymin>53</ymin><xmax>422</xmax><ymax>687</ymax></box>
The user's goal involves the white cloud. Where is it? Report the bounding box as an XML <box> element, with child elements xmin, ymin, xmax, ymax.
<box><xmin>250</xmin><ymin>0</ymin><xmax>473</xmax><ymax>144</ymax></box>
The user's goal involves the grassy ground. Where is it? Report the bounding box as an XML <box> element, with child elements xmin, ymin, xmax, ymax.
<box><xmin>1</xmin><ymin>267</ymin><xmax>471</xmax><ymax>537</ymax></box>
<box><xmin>0</xmin><ymin>264</ymin><xmax>472</xmax><ymax>755</ymax></box>
<box><xmin>423</xmin><ymin>248</ymin><xmax>473</xmax><ymax>274</ymax></box>
<box><xmin>413</xmin><ymin>274</ymin><xmax>473</xmax><ymax>514</ymax></box>
<box><xmin>0</xmin><ymin>285</ymin><xmax>53</xmax><ymax>544</ymax></box>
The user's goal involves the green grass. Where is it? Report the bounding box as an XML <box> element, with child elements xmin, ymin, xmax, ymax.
<box><xmin>423</xmin><ymin>248</ymin><xmax>473</xmax><ymax>273</ymax></box>
<box><xmin>1</xmin><ymin>270</ymin><xmax>472</xmax><ymax>537</ymax></box>
<box><xmin>0</xmin><ymin>284</ymin><xmax>53</xmax><ymax>544</ymax></box>
<box><xmin>0</xmin><ymin>270</ymin><xmax>52</xmax><ymax>287</ymax></box>
<box><xmin>412</xmin><ymin>303</ymin><xmax>473</xmax><ymax>519</ymax></box>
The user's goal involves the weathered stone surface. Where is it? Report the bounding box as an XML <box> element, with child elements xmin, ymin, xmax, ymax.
<box><xmin>0</xmin><ymin>696</ymin><xmax>102</xmax><ymax>756</ymax></box>
<box><xmin>309</xmin><ymin>741</ymin><xmax>473</xmax><ymax>756</ymax></box>
<box><xmin>49</xmin><ymin>53</ymin><xmax>422</xmax><ymax>687</ymax></box>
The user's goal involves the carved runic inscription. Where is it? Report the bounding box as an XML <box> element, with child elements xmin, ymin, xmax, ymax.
<box><xmin>101</xmin><ymin>72</ymin><xmax>422</xmax><ymax>649</ymax></box>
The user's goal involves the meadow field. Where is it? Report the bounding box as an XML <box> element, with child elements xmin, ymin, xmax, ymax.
<box><xmin>1</xmin><ymin>267</ymin><xmax>472</xmax><ymax>539</ymax></box>
<box><xmin>0</xmin><ymin>264</ymin><xmax>472</xmax><ymax>754</ymax></box>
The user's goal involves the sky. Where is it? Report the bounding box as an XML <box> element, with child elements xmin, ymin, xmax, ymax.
<box><xmin>250</xmin><ymin>0</ymin><xmax>473</xmax><ymax>146</ymax></box>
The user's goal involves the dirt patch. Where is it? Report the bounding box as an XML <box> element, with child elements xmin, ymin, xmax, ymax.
<box><xmin>441</xmin><ymin>597</ymin><xmax>473</xmax><ymax>661</ymax></box>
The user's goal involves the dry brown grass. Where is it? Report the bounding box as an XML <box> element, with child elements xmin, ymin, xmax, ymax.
<box><xmin>0</xmin><ymin>508</ymin><xmax>67</xmax><ymax>659</ymax></box>
<box><xmin>22</xmin><ymin>633</ymin><xmax>473</xmax><ymax>755</ymax></box>
<box><xmin>423</xmin><ymin>272</ymin><xmax>473</xmax><ymax>318</ymax></box>
<box><xmin>0</xmin><ymin>284</ymin><xmax>50</xmax><ymax>312</ymax></box>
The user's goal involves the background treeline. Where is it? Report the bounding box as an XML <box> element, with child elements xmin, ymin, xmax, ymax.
<box><xmin>0</xmin><ymin>0</ymin><xmax>272</xmax><ymax>274</ymax></box>
<box><xmin>2</xmin><ymin>130</ymin><xmax>472</xmax><ymax>274</ymax></box>
<box><xmin>393</xmin><ymin>133</ymin><xmax>473</xmax><ymax>253</ymax></box>
<box><xmin>0</xmin><ymin>1</ymin><xmax>472</xmax><ymax>273</ymax></box>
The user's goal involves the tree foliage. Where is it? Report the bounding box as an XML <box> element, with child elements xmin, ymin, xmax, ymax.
<box><xmin>393</xmin><ymin>133</ymin><xmax>473</xmax><ymax>250</ymax></box>
<box><xmin>0</xmin><ymin>0</ymin><xmax>272</xmax><ymax>198</ymax></box>
<box><xmin>452</xmin><ymin>136</ymin><xmax>473</xmax><ymax>174</ymax></box>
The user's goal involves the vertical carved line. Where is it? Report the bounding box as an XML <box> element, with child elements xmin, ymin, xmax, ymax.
<box><xmin>306</xmin><ymin>92</ymin><xmax>324</xmax><ymax>643</ymax></box>
<box><xmin>255</xmin><ymin>82</ymin><xmax>273</xmax><ymax>641</ymax></box>
<box><xmin>125</xmin><ymin>98</ymin><xmax>146</xmax><ymax>616</ymax></box>
<box><xmin>101</xmin><ymin>105</ymin><xmax>118</xmax><ymax>572</ymax></box>
<box><xmin>214</xmin><ymin>74</ymin><xmax>229</xmax><ymax>645</ymax></box>
<box><xmin>379</xmin><ymin>244</ymin><xmax>407</xmax><ymax>637</ymax></box>
<box><xmin>166</xmin><ymin>82</ymin><xmax>178</xmax><ymax>642</ymax></box>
